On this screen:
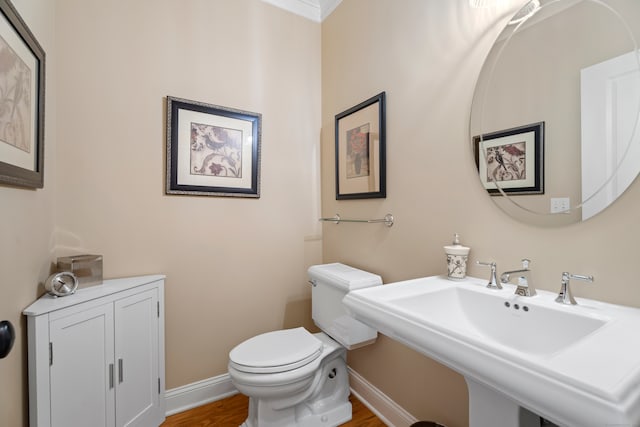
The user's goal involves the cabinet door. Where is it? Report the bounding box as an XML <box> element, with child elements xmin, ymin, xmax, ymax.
<box><xmin>114</xmin><ymin>288</ymin><xmax>160</xmax><ymax>427</ymax></box>
<box><xmin>50</xmin><ymin>304</ymin><xmax>115</xmax><ymax>427</ymax></box>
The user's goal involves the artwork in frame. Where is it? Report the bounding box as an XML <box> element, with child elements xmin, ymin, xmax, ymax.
<box><xmin>166</xmin><ymin>96</ymin><xmax>261</xmax><ymax>198</ymax></box>
<box><xmin>335</xmin><ymin>92</ymin><xmax>386</xmax><ymax>199</ymax></box>
<box><xmin>474</xmin><ymin>122</ymin><xmax>544</xmax><ymax>196</ymax></box>
<box><xmin>0</xmin><ymin>0</ymin><xmax>45</xmax><ymax>189</ymax></box>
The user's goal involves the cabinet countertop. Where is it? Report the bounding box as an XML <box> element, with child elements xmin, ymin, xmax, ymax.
<box><xmin>23</xmin><ymin>274</ymin><xmax>165</xmax><ymax>317</ymax></box>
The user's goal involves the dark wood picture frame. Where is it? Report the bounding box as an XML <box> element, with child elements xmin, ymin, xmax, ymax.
<box><xmin>474</xmin><ymin>122</ymin><xmax>544</xmax><ymax>196</ymax></box>
<box><xmin>0</xmin><ymin>0</ymin><xmax>46</xmax><ymax>189</ymax></box>
<box><xmin>166</xmin><ymin>96</ymin><xmax>261</xmax><ymax>198</ymax></box>
<box><xmin>335</xmin><ymin>92</ymin><xmax>386</xmax><ymax>200</ymax></box>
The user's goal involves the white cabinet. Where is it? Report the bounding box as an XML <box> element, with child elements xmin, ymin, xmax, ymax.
<box><xmin>114</xmin><ymin>289</ymin><xmax>161</xmax><ymax>427</ymax></box>
<box><xmin>24</xmin><ymin>275</ymin><xmax>166</xmax><ymax>427</ymax></box>
<box><xmin>49</xmin><ymin>303</ymin><xmax>115</xmax><ymax>427</ymax></box>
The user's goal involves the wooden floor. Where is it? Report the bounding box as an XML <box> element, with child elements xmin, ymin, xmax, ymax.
<box><xmin>162</xmin><ymin>392</ymin><xmax>387</xmax><ymax>427</ymax></box>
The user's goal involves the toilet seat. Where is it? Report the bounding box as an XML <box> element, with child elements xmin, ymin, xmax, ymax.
<box><xmin>229</xmin><ymin>327</ymin><xmax>323</xmax><ymax>374</ymax></box>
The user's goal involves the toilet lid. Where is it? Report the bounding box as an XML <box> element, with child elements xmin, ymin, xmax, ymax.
<box><xmin>229</xmin><ymin>327</ymin><xmax>323</xmax><ymax>374</ymax></box>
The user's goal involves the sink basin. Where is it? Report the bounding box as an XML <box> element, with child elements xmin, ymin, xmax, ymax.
<box><xmin>343</xmin><ymin>275</ymin><xmax>640</xmax><ymax>426</ymax></box>
<box><xmin>388</xmin><ymin>286</ymin><xmax>606</xmax><ymax>356</ymax></box>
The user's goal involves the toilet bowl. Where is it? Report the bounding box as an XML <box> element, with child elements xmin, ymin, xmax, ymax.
<box><xmin>229</xmin><ymin>329</ymin><xmax>350</xmax><ymax>427</ymax></box>
<box><xmin>228</xmin><ymin>263</ymin><xmax>382</xmax><ymax>427</ymax></box>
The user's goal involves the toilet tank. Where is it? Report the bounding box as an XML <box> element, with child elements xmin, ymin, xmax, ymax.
<box><xmin>308</xmin><ymin>263</ymin><xmax>382</xmax><ymax>350</ymax></box>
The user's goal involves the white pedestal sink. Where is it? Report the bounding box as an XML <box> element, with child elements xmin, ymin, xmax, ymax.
<box><xmin>466</xmin><ymin>379</ymin><xmax>540</xmax><ymax>427</ymax></box>
<box><xmin>342</xmin><ymin>275</ymin><xmax>640</xmax><ymax>426</ymax></box>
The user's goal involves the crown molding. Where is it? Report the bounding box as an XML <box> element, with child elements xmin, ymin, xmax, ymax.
<box><xmin>260</xmin><ymin>0</ymin><xmax>342</xmax><ymax>22</ymax></box>
<box><xmin>318</xmin><ymin>0</ymin><xmax>342</xmax><ymax>21</ymax></box>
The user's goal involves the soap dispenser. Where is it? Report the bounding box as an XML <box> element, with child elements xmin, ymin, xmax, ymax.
<box><xmin>444</xmin><ymin>233</ymin><xmax>470</xmax><ymax>280</ymax></box>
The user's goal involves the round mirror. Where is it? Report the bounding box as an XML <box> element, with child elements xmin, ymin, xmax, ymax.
<box><xmin>470</xmin><ymin>0</ymin><xmax>640</xmax><ymax>226</ymax></box>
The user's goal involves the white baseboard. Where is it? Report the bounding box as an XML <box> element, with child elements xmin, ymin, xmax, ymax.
<box><xmin>164</xmin><ymin>367</ymin><xmax>418</xmax><ymax>427</ymax></box>
<box><xmin>347</xmin><ymin>367</ymin><xmax>418</xmax><ymax>427</ymax></box>
<box><xmin>164</xmin><ymin>373</ymin><xmax>237</xmax><ymax>416</ymax></box>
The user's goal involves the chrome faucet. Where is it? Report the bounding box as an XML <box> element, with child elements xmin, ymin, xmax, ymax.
<box><xmin>500</xmin><ymin>259</ymin><xmax>536</xmax><ymax>297</ymax></box>
<box><xmin>555</xmin><ymin>272</ymin><xmax>594</xmax><ymax>305</ymax></box>
<box><xmin>477</xmin><ymin>261</ymin><xmax>502</xmax><ymax>289</ymax></box>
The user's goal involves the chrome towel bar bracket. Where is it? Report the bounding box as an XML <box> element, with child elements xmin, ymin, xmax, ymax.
<box><xmin>319</xmin><ymin>213</ymin><xmax>394</xmax><ymax>227</ymax></box>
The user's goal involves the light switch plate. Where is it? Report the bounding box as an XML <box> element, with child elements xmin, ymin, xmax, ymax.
<box><xmin>550</xmin><ymin>197</ymin><xmax>571</xmax><ymax>214</ymax></box>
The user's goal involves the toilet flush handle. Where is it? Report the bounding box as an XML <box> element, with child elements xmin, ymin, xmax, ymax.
<box><xmin>308</xmin><ymin>279</ymin><xmax>317</xmax><ymax>287</ymax></box>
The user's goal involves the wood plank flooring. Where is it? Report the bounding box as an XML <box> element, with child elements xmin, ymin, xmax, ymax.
<box><xmin>161</xmin><ymin>392</ymin><xmax>387</xmax><ymax>427</ymax></box>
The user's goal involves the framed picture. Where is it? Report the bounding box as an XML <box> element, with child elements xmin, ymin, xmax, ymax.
<box><xmin>0</xmin><ymin>0</ymin><xmax>46</xmax><ymax>189</ymax></box>
<box><xmin>474</xmin><ymin>121</ymin><xmax>544</xmax><ymax>195</ymax></box>
<box><xmin>166</xmin><ymin>96</ymin><xmax>261</xmax><ymax>198</ymax></box>
<box><xmin>335</xmin><ymin>92</ymin><xmax>386</xmax><ymax>199</ymax></box>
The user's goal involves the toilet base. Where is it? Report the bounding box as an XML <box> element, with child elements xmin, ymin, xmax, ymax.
<box><xmin>240</xmin><ymin>400</ymin><xmax>351</xmax><ymax>427</ymax></box>
<box><xmin>237</xmin><ymin>343</ymin><xmax>352</xmax><ymax>427</ymax></box>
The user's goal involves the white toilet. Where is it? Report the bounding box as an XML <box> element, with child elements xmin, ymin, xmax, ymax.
<box><xmin>228</xmin><ymin>263</ymin><xmax>382</xmax><ymax>427</ymax></box>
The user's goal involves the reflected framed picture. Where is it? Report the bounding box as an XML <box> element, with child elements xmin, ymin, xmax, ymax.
<box><xmin>0</xmin><ymin>0</ymin><xmax>46</xmax><ymax>189</ymax></box>
<box><xmin>473</xmin><ymin>122</ymin><xmax>544</xmax><ymax>196</ymax></box>
<box><xmin>335</xmin><ymin>92</ymin><xmax>386</xmax><ymax>200</ymax></box>
<box><xmin>166</xmin><ymin>96</ymin><xmax>261</xmax><ymax>198</ymax></box>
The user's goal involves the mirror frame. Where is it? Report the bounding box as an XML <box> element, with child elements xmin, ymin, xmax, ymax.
<box><xmin>470</xmin><ymin>0</ymin><xmax>640</xmax><ymax>225</ymax></box>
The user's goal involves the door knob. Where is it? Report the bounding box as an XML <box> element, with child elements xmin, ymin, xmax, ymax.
<box><xmin>0</xmin><ymin>320</ymin><xmax>15</xmax><ymax>359</ymax></box>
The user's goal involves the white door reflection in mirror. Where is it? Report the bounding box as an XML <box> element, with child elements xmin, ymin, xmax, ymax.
<box><xmin>581</xmin><ymin>50</ymin><xmax>640</xmax><ymax>220</ymax></box>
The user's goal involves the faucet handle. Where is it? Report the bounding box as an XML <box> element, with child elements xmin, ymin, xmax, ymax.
<box><xmin>521</xmin><ymin>258</ymin><xmax>531</xmax><ymax>269</ymax></box>
<box><xmin>556</xmin><ymin>272</ymin><xmax>594</xmax><ymax>305</ymax></box>
<box><xmin>477</xmin><ymin>261</ymin><xmax>502</xmax><ymax>290</ymax></box>
<box><xmin>563</xmin><ymin>272</ymin><xmax>594</xmax><ymax>283</ymax></box>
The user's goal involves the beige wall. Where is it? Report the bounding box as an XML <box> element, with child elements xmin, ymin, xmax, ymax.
<box><xmin>3</xmin><ymin>1</ymin><xmax>321</xmax><ymax>425</ymax></box>
<box><xmin>321</xmin><ymin>0</ymin><xmax>640</xmax><ymax>426</ymax></box>
<box><xmin>5</xmin><ymin>1</ymin><xmax>640</xmax><ymax>426</ymax></box>
<box><xmin>0</xmin><ymin>0</ymin><xmax>56</xmax><ymax>425</ymax></box>
<box><xmin>53</xmin><ymin>0</ymin><xmax>322</xmax><ymax>388</ymax></box>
